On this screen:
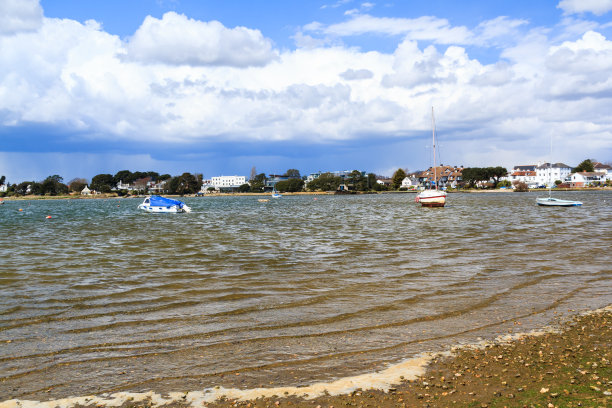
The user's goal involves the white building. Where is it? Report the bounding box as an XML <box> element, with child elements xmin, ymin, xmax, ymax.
<box><xmin>594</xmin><ymin>162</ymin><xmax>612</xmax><ymax>180</ymax></box>
<box><xmin>567</xmin><ymin>172</ymin><xmax>607</xmax><ymax>187</ymax></box>
<box><xmin>508</xmin><ymin>170</ymin><xmax>537</xmax><ymax>186</ymax></box>
<box><xmin>0</xmin><ymin>184</ymin><xmax>7</xmax><ymax>193</ymax></box>
<box><xmin>400</xmin><ymin>177</ymin><xmax>419</xmax><ymax>189</ymax></box>
<box><xmin>211</xmin><ymin>175</ymin><xmax>246</xmax><ymax>188</ymax></box>
<box><xmin>535</xmin><ymin>163</ymin><xmax>572</xmax><ymax>187</ymax></box>
<box><xmin>81</xmin><ymin>185</ymin><xmax>91</xmax><ymax>195</ymax></box>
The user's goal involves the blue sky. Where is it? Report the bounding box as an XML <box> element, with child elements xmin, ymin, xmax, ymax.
<box><xmin>1</xmin><ymin>0</ymin><xmax>612</xmax><ymax>183</ymax></box>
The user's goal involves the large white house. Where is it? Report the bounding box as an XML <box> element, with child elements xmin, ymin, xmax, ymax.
<box><xmin>211</xmin><ymin>175</ymin><xmax>246</xmax><ymax>188</ymax></box>
<box><xmin>594</xmin><ymin>162</ymin><xmax>612</xmax><ymax>180</ymax></box>
<box><xmin>566</xmin><ymin>172</ymin><xmax>607</xmax><ymax>187</ymax></box>
<box><xmin>535</xmin><ymin>162</ymin><xmax>572</xmax><ymax>186</ymax></box>
<box><xmin>507</xmin><ymin>170</ymin><xmax>537</xmax><ymax>186</ymax></box>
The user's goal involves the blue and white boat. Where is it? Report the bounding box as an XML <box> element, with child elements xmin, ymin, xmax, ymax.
<box><xmin>138</xmin><ymin>195</ymin><xmax>191</xmax><ymax>213</ymax></box>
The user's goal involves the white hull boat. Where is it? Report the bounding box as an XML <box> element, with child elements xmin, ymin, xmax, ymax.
<box><xmin>416</xmin><ymin>107</ymin><xmax>446</xmax><ymax>207</ymax></box>
<box><xmin>536</xmin><ymin>197</ymin><xmax>582</xmax><ymax>207</ymax></box>
<box><xmin>415</xmin><ymin>189</ymin><xmax>447</xmax><ymax>207</ymax></box>
<box><xmin>536</xmin><ymin>137</ymin><xmax>582</xmax><ymax>208</ymax></box>
<box><xmin>138</xmin><ymin>195</ymin><xmax>191</xmax><ymax>213</ymax></box>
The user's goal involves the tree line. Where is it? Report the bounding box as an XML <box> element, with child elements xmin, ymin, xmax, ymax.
<box><xmin>0</xmin><ymin>170</ymin><xmax>204</xmax><ymax>197</ymax></box>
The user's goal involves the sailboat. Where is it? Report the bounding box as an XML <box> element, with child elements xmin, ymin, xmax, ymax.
<box><xmin>536</xmin><ymin>139</ymin><xmax>582</xmax><ymax>207</ymax></box>
<box><xmin>415</xmin><ymin>107</ymin><xmax>447</xmax><ymax>207</ymax></box>
<box><xmin>271</xmin><ymin>185</ymin><xmax>282</xmax><ymax>198</ymax></box>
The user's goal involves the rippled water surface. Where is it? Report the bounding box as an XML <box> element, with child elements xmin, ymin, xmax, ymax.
<box><xmin>1</xmin><ymin>192</ymin><xmax>611</xmax><ymax>400</ymax></box>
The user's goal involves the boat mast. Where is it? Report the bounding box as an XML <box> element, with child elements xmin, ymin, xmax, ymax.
<box><xmin>549</xmin><ymin>135</ymin><xmax>552</xmax><ymax>198</ymax></box>
<box><xmin>432</xmin><ymin>106</ymin><xmax>437</xmax><ymax>191</ymax></box>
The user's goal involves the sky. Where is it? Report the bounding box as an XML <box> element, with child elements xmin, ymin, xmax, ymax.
<box><xmin>1</xmin><ymin>0</ymin><xmax>612</xmax><ymax>183</ymax></box>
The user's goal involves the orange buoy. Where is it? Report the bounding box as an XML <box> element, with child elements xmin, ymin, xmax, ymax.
<box><xmin>46</xmin><ymin>215</ymin><xmax>52</xmax><ymax>219</ymax></box>
<box><xmin>18</xmin><ymin>208</ymin><xmax>23</xmax><ymax>212</ymax></box>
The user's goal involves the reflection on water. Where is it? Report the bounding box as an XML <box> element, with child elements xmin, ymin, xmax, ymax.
<box><xmin>1</xmin><ymin>192</ymin><xmax>611</xmax><ymax>400</ymax></box>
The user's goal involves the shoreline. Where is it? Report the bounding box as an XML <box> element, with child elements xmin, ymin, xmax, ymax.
<box><xmin>2</xmin><ymin>306</ymin><xmax>609</xmax><ymax>408</ymax></box>
<box><xmin>1</xmin><ymin>187</ymin><xmax>610</xmax><ymax>201</ymax></box>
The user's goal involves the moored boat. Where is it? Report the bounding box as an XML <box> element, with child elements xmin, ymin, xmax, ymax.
<box><xmin>416</xmin><ymin>107</ymin><xmax>447</xmax><ymax>207</ymax></box>
<box><xmin>138</xmin><ymin>195</ymin><xmax>191</xmax><ymax>213</ymax></box>
<box><xmin>536</xmin><ymin>137</ymin><xmax>582</xmax><ymax>207</ymax></box>
<box><xmin>415</xmin><ymin>189</ymin><xmax>447</xmax><ymax>207</ymax></box>
<box><xmin>536</xmin><ymin>197</ymin><xmax>582</xmax><ymax>207</ymax></box>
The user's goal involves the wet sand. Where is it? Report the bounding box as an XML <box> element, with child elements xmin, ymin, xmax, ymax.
<box><xmin>2</xmin><ymin>306</ymin><xmax>609</xmax><ymax>408</ymax></box>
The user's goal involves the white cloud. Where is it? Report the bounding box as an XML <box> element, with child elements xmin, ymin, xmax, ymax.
<box><xmin>1</xmin><ymin>3</ymin><xmax>611</xmax><ymax>179</ymax></box>
<box><xmin>474</xmin><ymin>16</ymin><xmax>529</xmax><ymax>46</ymax></box>
<box><xmin>0</xmin><ymin>0</ymin><xmax>43</xmax><ymax>35</ymax></box>
<box><xmin>558</xmin><ymin>0</ymin><xmax>612</xmax><ymax>15</ymax></box>
<box><xmin>126</xmin><ymin>12</ymin><xmax>277</xmax><ymax>67</ymax></box>
<box><xmin>305</xmin><ymin>14</ymin><xmax>473</xmax><ymax>44</ymax></box>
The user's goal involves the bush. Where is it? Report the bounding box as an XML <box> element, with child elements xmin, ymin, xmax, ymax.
<box><xmin>514</xmin><ymin>181</ymin><xmax>528</xmax><ymax>192</ymax></box>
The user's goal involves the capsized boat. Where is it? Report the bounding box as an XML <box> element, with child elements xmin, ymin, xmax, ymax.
<box><xmin>416</xmin><ymin>107</ymin><xmax>447</xmax><ymax>207</ymax></box>
<box><xmin>138</xmin><ymin>195</ymin><xmax>191</xmax><ymax>213</ymax></box>
<box><xmin>536</xmin><ymin>197</ymin><xmax>582</xmax><ymax>207</ymax></box>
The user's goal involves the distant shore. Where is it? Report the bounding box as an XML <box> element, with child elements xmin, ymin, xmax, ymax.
<box><xmin>1</xmin><ymin>187</ymin><xmax>610</xmax><ymax>201</ymax></box>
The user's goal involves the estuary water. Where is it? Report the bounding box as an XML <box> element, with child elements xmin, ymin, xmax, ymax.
<box><xmin>1</xmin><ymin>192</ymin><xmax>611</xmax><ymax>402</ymax></box>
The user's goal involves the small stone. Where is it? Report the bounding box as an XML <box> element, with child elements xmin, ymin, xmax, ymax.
<box><xmin>540</xmin><ymin>387</ymin><xmax>549</xmax><ymax>393</ymax></box>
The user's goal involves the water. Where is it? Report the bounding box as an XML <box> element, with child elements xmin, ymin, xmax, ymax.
<box><xmin>1</xmin><ymin>192</ymin><xmax>611</xmax><ymax>401</ymax></box>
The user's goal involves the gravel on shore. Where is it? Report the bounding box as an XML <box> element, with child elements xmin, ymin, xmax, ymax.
<box><xmin>2</xmin><ymin>307</ymin><xmax>609</xmax><ymax>408</ymax></box>
<box><xmin>203</xmin><ymin>307</ymin><xmax>610</xmax><ymax>408</ymax></box>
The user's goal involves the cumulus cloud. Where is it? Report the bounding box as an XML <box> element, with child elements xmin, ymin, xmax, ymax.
<box><xmin>558</xmin><ymin>0</ymin><xmax>612</xmax><ymax>16</ymax></box>
<box><xmin>126</xmin><ymin>12</ymin><xmax>277</xmax><ymax>67</ymax></box>
<box><xmin>0</xmin><ymin>0</ymin><xmax>43</xmax><ymax>35</ymax></box>
<box><xmin>1</xmin><ymin>2</ymin><xmax>612</xmax><ymax>181</ymax></box>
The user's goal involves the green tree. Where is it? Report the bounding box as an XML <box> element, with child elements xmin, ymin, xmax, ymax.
<box><xmin>91</xmin><ymin>174</ymin><xmax>114</xmax><ymax>193</ymax></box>
<box><xmin>47</xmin><ymin>175</ymin><xmax>64</xmax><ymax>184</ymax></box>
<box><xmin>159</xmin><ymin>174</ymin><xmax>171</xmax><ymax>181</ymax></box>
<box><xmin>488</xmin><ymin>167</ymin><xmax>508</xmax><ymax>186</ymax></box>
<box><xmin>573</xmin><ymin>159</ymin><xmax>594</xmax><ymax>173</ymax></box>
<box><xmin>68</xmin><ymin>178</ymin><xmax>88</xmax><ymax>192</ymax></box>
<box><xmin>237</xmin><ymin>183</ymin><xmax>251</xmax><ymax>193</ymax></box>
<box><xmin>391</xmin><ymin>168</ymin><xmax>407</xmax><ymax>189</ymax></box>
<box><xmin>0</xmin><ymin>175</ymin><xmax>5</xmax><ymax>186</ymax></box>
<box><xmin>14</xmin><ymin>182</ymin><xmax>31</xmax><ymax>195</ymax></box>
<box><xmin>346</xmin><ymin>170</ymin><xmax>369</xmax><ymax>191</ymax></box>
<box><xmin>461</xmin><ymin>167</ymin><xmax>489</xmax><ymax>188</ymax></box>
<box><xmin>164</xmin><ymin>176</ymin><xmax>179</xmax><ymax>194</ymax></box>
<box><xmin>250</xmin><ymin>173</ymin><xmax>267</xmax><ymax>192</ymax></box>
<box><xmin>276</xmin><ymin>178</ymin><xmax>304</xmax><ymax>192</ymax></box>
<box><xmin>175</xmin><ymin>172</ymin><xmax>200</xmax><ymax>195</ymax></box>
<box><xmin>41</xmin><ymin>176</ymin><xmax>68</xmax><ymax>195</ymax></box>
<box><xmin>367</xmin><ymin>173</ymin><xmax>376</xmax><ymax>191</ymax></box>
<box><xmin>285</xmin><ymin>169</ymin><xmax>301</xmax><ymax>179</ymax></box>
<box><xmin>113</xmin><ymin>170</ymin><xmax>134</xmax><ymax>185</ymax></box>
<box><xmin>306</xmin><ymin>172</ymin><xmax>342</xmax><ymax>191</ymax></box>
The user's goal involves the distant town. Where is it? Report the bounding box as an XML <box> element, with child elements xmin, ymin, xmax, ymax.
<box><xmin>0</xmin><ymin>159</ymin><xmax>610</xmax><ymax>197</ymax></box>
